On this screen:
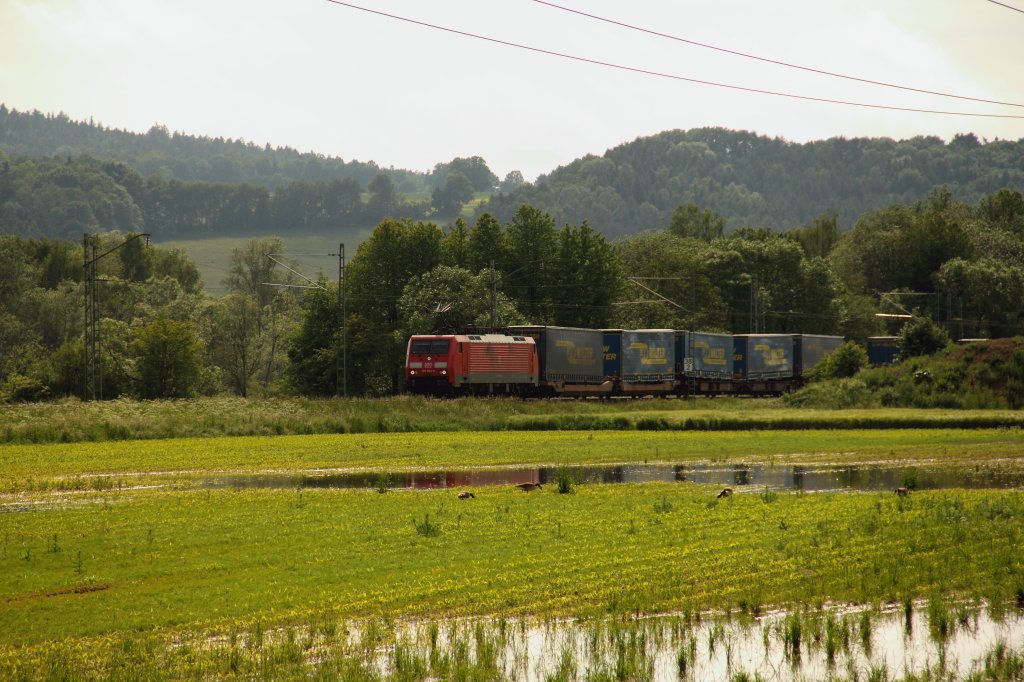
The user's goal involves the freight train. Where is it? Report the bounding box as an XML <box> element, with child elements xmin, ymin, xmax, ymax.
<box><xmin>405</xmin><ymin>326</ymin><xmax>844</xmax><ymax>398</ymax></box>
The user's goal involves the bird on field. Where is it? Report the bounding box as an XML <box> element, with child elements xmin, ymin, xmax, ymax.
<box><xmin>458</xmin><ymin>490</ymin><xmax>475</xmax><ymax>499</ymax></box>
<box><xmin>894</xmin><ymin>486</ymin><xmax>910</xmax><ymax>496</ymax></box>
<box><xmin>516</xmin><ymin>482</ymin><xmax>543</xmax><ymax>492</ymax></box>
<box><xmin>717</xmin><ymin>487</ymin><xmax>733</xmax><ymax>499</ymax></box>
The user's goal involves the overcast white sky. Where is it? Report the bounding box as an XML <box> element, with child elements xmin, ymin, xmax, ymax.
<box><xmin>2</xmin><ymin>0</ymin><xmax>1023</xmax><ymax>181</ymax></box>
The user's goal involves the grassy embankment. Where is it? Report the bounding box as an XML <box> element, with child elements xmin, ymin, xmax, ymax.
<box><xmin>787</xmin><ymin>337</ymin><xmax>1024</xmax><ymax>410</ymax></box>
<box><xmin>3</xmin><ymin>395</ymin><xmax>1024</xmax><ymax>444</ymax></box>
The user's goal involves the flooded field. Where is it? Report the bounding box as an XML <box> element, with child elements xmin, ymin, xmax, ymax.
<box><xmin>3</xmin><ymin>424</ymin><xmax>1022</xmax><ymax>680</ymax></box>
<box><xmin>368</xmin><ymin>605</ymin><xmax>1024</xmax><ymax>681</ymax></box>
<box><xmin>200</xmin><ymin>461</ymin><xmax>1024</xmax><ymax>494</ymax></box>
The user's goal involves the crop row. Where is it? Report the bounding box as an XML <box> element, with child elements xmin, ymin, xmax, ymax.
<box><xmin>3</xmin><ymin>428</ymin><xmax>1023</xmax><ymax>492</ymax></box>
<box><xmin>2</xmin><ymin>484</ymin><xmax>1022</xmax><ymax>648</ymax></box>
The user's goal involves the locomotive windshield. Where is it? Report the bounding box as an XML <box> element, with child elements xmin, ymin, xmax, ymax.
<box><xmin>411</xmin><ymin>339</ymin><xmax>450</xmax><ymax>355</ymax></box>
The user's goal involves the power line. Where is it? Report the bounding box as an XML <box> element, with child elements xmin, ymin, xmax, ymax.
<box><xmin>535</xmin><ymin>0</ymin><xmax>1024</xmax><ymax>109</ymax></box>
<box><xmin>986</xmin><ymin>0</ymin><xmax>1024</xmax><ymax>15</ymax></box>
<box><xmin>322</xmin><ymin>0</ymin><xmax>1024</xmax><ymax>120</ymax></box>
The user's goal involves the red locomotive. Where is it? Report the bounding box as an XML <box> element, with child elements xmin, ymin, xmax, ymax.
<box><xmin>405</xmin><ymin>333</ymin><xmax>539</xmax><ymax>395</ymax></box>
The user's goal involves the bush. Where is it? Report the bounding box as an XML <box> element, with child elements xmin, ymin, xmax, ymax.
<box><xmin>782</xmin><ymin>377</ymin><xmax>877</xmax><ymax>409</ymax></box>
<box><xmin>809</xmin><ymin>341</ymin><xmax>869</xmax><ymax>381</ymax></box>
<box><xmin>2</xmin><ymin>373</ymin><xmax>49</xmax><ymax>403</ymax></box>
<box><xmin>898</xmin><ymin>316</ymin><xmax>950</xmax><ymax>358</ymax></box>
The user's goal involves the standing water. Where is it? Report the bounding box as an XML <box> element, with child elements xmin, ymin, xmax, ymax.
<box><xmin>201</xmin><ymin>462</ymin><xmax>1024</xmax><ymax>493</ymax></box>
<box><xmin>373</xmin><ymin>605</ymin><xmax>1024</xmax><ymax>681</ymax></box>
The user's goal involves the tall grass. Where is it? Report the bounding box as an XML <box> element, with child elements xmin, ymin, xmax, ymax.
<box><xmin>2</xmin><ymin>396</ymin><xmax>1023</xmax><ymax>444</ymax></box>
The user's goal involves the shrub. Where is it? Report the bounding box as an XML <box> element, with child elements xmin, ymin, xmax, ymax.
<box><xmin>782</xmin><ymin>378</ymin><xmax>876</xmax><ymax>409</ymax></box>
<box><xmin>2</xmin><ymin>374</ymin><xmax>49</xmax><ymax>403</ymax></box>
<box><xmin>810</xmin><ymin>341</ymin><xmax>869</xmax><ymax>381</ymax></box>
<box><xmin>898</xmin><ymin>316</ymin><xmax>950</xmax><ymax>358</ymax></box>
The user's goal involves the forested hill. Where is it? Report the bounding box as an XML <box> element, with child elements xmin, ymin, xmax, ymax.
<box><xmin>0</xmin><ymin>106</ymin><xmax>504</xmax><ymax>241</ymax></box>
<box><xmin>4</xmin><ymin>105</ymin><xmax>1024</xmax><ymax>241</ymax></box>
<box><xmin>0</xmin><ymin>105</ymin><xmax>423</xmax><ymax>191</ymax></box>
<box><xmin>484</xmin><ymin>128</ymin><xmax>1024</xmax><ymax>238</ymax></box>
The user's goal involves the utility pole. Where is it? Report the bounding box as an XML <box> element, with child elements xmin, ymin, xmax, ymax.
<box><xmin>82</xmin><ymin>232</ymin><xmax>150</xmax><ymax>400</ymax></box>
<box><xmin>83</xmin><ymin>235</ymin><xmax>97</xmax><ymax>400</ymax></box>
<box><xmin>749</xmin><ymin>274</ymin><xmax>759</xmax><ymax>334</ymax></box>
<box><xmin>338</xmin><ymin>244</ymin><xmax>347</xmax><ymax>399</ymax></box>
<box><xmin>691</xmin><ymin>268</ymin><xmax>697</xmax><ymax>329</ymax></box>
<box><xmin>265</xmin><ymin>245</ymin><xmax>347</xmax><ymax>398</ymax></box>
<box><xmin>490</xmin><ymin>260</ymin><xmax>497</xmax><ymax>328</ymax></box>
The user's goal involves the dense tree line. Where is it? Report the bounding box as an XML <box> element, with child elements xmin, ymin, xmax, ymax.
<box><xmin>7</xmin><ymin>107</ymin><xmax>1024</xmax><ymax>248</ymax></box>
<box><xmin>300</xmin><ymin>189</ymin><xmax>1024</xmax><ymax>396</ymax></box>
<box><xmin>486</xmin><ymin>128</ymin><xmax>1024</xmax><ymax>238</ymax></box>
<box><xmin>0</xmin><ymin>150</ymin><xmax>434</xmax><ymax>240</ymax></box>
<box><xmin>3</xmin><ymin>180</ymin><xmax>1024</xmax><ymax>401</ymax></box>
<box><xmin>0</xmin><ymin>154</ymin><xmax>506</xmax><ymax>242</ymax></box>
<box><xmin>0</xmin><ymin>105</ymin><xmax>402</xmax><ymax>191</ymax></box>
<box><xmin>0</xmin><ymin>106</ymin><xmax>515</xmax><ymax>200</ymax></box>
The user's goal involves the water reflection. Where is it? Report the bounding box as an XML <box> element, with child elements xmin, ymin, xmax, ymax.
<box><xmin>363</xmin><ymin>605</ymin><xmax>1024</xmax><ymax>682</ymax></box>
<box><xmin>203</xmin><ymin>462</ymin><xmax>1024</xmax><ymax>493</ymax></box>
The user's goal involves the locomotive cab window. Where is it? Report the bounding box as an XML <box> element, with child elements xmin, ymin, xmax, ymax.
<box><xmin>411</xmin><ymin>340</ymin><xmax>450</xmax><ymax>354</ymax></box>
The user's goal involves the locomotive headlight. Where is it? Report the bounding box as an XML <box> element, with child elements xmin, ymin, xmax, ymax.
<box><xmin>441</xmin><ymin>370</ymin><xmax>447</xmax><ymax>375</ymax></box>
<box><xmin>410</xmin><ymin>370</ymin><xmax>416</xmax><ymax>375</ymax></box>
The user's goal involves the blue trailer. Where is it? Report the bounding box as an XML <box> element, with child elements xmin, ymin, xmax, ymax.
<box><xmin>602</xmin><ymin>329</ymin><xmax>622</xmax><ymax>379</ymax></box>
<box><xmin>684</xmin><ymin>331</ymin><xmax>733</xmax><ymax>379</ymax></box>
<box><xmin>508</xmin><ymin>325</ymin><xmax>610</xmax><ymax>395</ymax></box>
<box><xmin>867</xmin><ymin>336</ymin><xmax>900</xmax><ymax>366</ymax></box>
<box><xmin>794</xmin><ymin>334</ymin><xmax>844</xmax><ymax>376</ymax></box>
<box><xmin>733</xmin><ymin>334</ymin><xmax>794</xmax><ymax>380</ymax></box>
<box><xmin>620</xmin><ymin>329</ymin><xmax>674</xmax><ymax>385</ymax></box>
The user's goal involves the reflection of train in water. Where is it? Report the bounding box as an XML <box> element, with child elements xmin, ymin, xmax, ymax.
<box><xmin>405</xmin><ymin>326</ymin><xmax>844</xmax><ymax>397</ymax></box>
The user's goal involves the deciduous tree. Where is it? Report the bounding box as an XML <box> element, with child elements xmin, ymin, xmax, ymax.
<box><xmin>131</xmin><ymin>318</ymin><xmax>202</xmax><ymax>398</ymax></box>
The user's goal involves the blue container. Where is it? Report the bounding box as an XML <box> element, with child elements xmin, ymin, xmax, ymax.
<box><xmin>867</xmin><ymin>336</ymin><xmax>900</xmax><ymax>366</ymax></box>
<box><xmin>602</xmin><ymin>330</ymin><xmax>622</xmax><ymax>378</ymax></box>
<box><xmin>794</xmin><ymin>335</ymin><xmax>844</xmax><ymax>376</ymax></box>
<box><xmin>733</xmin><ymin>334</ymin><xmax>794</xmax><ymax>379</ymax></box>
<box><xmin>685</xmin><ymin>331</ymin><xmax>733</xmax><ymax>379</ymax></box>
<box><xmin>508</xmin><ymin>326</ymin><xmax>604</xmax><ymax>383</ymax></box>
<box><xmin>621</xmin><ymin>330</ymin><xmax>674</xmax><ymax>383</ymax></box>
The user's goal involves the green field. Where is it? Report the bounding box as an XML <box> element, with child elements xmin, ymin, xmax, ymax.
<box><xmin>156</xmin><ymin>231</ymin><xmax>370</xmax><ymax>296</ymax></box>
<box><xmin>2</xmin><ymin>428</ymin><xmax>1024</xmax><ymax>492</ymax></box>
<box><xmin>2</xmin><ymin>403</ymin><xmax>1023</xmax><ymax>679</ymax></box>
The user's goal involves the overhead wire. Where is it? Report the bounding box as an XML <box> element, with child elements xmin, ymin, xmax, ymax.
<box><xmin>534</xmin><ymin>0</ymin><xmax>1024</xmax><ymax>109</ymax></box>
<box><xmin>986</xmin><ymin>0</ymin><xmax>1024</xmax><ymax>15</ymax></box>
<box><xmin>322</xmin><ymin>0</ymin><xmax>1024</xmax><ymax>120</ymax></box>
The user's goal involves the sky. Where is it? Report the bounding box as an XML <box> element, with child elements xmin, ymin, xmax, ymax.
<box><xmin>2</xmin><ymin>0</ymin><xmax>1023</xmax><ymax>182</ymax></box>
